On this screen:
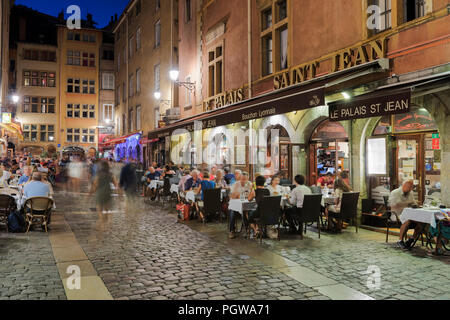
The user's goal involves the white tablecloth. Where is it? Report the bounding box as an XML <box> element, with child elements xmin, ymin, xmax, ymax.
<box><xmin>400</xmin><ymin>207</ymin><xmax>447</xmax><ymax>228</ymax></box>
<box><xmin>185</xmin><ymin>191</ymin><xmax>196</xmax><ymax>202</ymax></box>
<box><xmin>229</xmin><ymin>199</ymin><xmax>257</xmax><ymax>214</ymax></box>
<box><xmin>149</xmin><ymin>180</ymin><xmax>164</xmax><ymax>189</ymax></box>
<box><xmin>170</xmin><ymin>184</ymin><xmax>179</xmax><ymax>194</ymax></box>
<box><xmin>322</xmin><ymin>196</ymin><xmax>338</xmax><ymax>207</ymax></box>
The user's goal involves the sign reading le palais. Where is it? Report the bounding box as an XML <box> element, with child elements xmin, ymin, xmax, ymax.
<box><xmin>329</xmin><ymin>90</ymin><xmax>411</xmax><ymax>122</ymax></box>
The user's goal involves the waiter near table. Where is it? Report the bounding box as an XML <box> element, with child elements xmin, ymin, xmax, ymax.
<box><xmin>388</xmin><ymin>180</ymin><xmax>422</xmax><ymax>250</ymax></box>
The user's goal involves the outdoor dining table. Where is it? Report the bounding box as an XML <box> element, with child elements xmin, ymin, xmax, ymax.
<box><xmin>400</xmin><ymin>207</ymin><xmax>447</xmax><ymax>228</ymax></box>
<box><xmin>228</xmin><ymin>199</ymin><xmax>257</xmax><ymax>214</ymax></box>
<box><xmin>149</xmin><ymin>180</ymin><xmax>164</xmax><ymax>190</ymax></box>
<box><xmin>170</xmin><ymin>184</ymin><xmax>179</xmax><ymax>194</ymax></box>
<box><xmin>322</xmin><ymin>195</ymin><xmax>338</xmax><ymax>207</ymax></box>
<box><xmin>0</xmin><ymin>187</ymin><xmax>22</xmax><ymax>209</ymax></box>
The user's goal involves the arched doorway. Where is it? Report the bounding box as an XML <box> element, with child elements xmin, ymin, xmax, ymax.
<box><xmin>371</xmin><ymin>106</ymin><xmax>440</xmax><ymax>204</ymax></box>
<box><xmin>309</xmin><ymin>120</ymin><xmax>349</xmax><ymax>186</ymax></box>
<box><xmin>264</xmin><ymin>124</ymin><xmax>301</xmax><ymax>181</ymax></box>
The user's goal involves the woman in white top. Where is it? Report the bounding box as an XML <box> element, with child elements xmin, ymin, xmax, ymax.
<box><xmin>267</xmin><ymin>175</ymin><xmax>283</xmax><ymax>196</ymax></box>
<box><xmin>326</xmin><ymin>178</ymin><xmax>352</xmax><ymax>230</ymax></box>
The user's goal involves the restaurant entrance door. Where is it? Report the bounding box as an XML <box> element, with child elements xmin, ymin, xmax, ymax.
<box><xmin>279</xmin><ymin>143</ymin><xmax>304</xmax><ymax>182</ymax></box>
<box><xmin>396</xmin><ymin>135</ymin><xmax>421</xmax><ymax>203</ymax></box>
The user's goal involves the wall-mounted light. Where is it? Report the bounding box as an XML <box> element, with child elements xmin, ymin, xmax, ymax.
<box><xmin>169</xmin><ymin>69</ymin><xmax>196</xmax><ymax>92</ymax></box>
<box><xmin>154</xmin><ymin>91</ymin><xmax>161</xmax><ymax>100</ymax></box>
<box><xmin>12</xmin><ymin>95</ymin><xmax>19</xmax><ymax>103</ymax></box>
<box><xmin>342</xmin><ymin>92</ymin><xmax>351</xmax><ymax>100</ymax></box>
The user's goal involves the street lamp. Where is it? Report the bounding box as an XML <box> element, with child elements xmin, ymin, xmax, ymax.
<box><xmin>169</xmin><ymin>69</ymin><xmax>196</xmax><ymax>92</ymax></box>
<box><xmin>12</xmin><ymin>95</ymin><xmax>19</xmax><ymax>103</ymax></box>
<box><xmin>154</xmin><ymin>91</ymin><xmax>161</xmax><ymax>100</ymax></box>
<box><xmin>154</xmin><ymin>91</ymin><xmax>171</xmax><ymax>106</ymax></box>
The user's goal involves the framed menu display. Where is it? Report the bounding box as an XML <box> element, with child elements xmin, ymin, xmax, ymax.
<box><xmin>367</xmin><ymin>137</ymin><xmax>387</xmax><ymax>175</ymax></box>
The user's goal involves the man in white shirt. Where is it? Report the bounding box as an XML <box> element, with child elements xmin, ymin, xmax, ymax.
<box><xmin>229</xmin><ymin>172</ymin><xmax>253</xmax><ymax>239</ymax></box>
<box><xmin>389</xmin><ymin>180</ymin><xmax>422</xmax><ymax>250</ymax></box>
<box><xmin>285</xmin><ymin>175</ymin><xmax>312</xmax><ymax>233</ymax></box>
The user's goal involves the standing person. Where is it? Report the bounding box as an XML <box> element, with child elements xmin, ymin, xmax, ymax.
<box><xmin>195</xmin><ymin>172</ymin><xmax>216</xmax><ymax>222</ymax></box>
<box><xmin>119</xmin><ymin>161</ymin><xmax>138</xmax><ymax>212</ymax></box>
<box><xmin>91</xmin><ymin>161</ymin><xmax>118</xmax><ymax>214</ymax></box>
<box><xmin>224</xmin><ymin>168</ymin><xmax>235</xmax><ymax>186</ymax></box>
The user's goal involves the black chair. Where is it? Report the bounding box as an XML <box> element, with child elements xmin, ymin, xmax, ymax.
<box><xmin>159</xmin><ymin>177</ymin><xmax>173</xmax><ymax>207</ymax></box>
<box><xmin>201</xmin><ymin>188</ymin><xmax>221</xmax><ymax>223</ymax></box>
<box><xmin>328</xmin><ymin>192</ymin><xmax>360</xmax><ymax>233</ymax></box>
<box><xmin>0</xmin><ymin>194</ymin><xmax>16</xmax><ymax>232</ymax></box>
<box><xmin>295</xmin><ymin>194</ymin><xmax>323</xmax><ymax>239</ymax></box>
<box><xmin>254</xmin><ymin>196</ymin><xmax>282</xmax><ymax>243</ymax></box>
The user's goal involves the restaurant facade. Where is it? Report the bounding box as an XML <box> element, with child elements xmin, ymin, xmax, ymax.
<box><xmin>145</xmin><ymin>0</ymin><xmax>450</xmax><ymax>209</ymax></box>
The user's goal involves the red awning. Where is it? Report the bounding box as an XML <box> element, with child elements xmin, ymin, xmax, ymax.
<box><xmin>100</xmin><ymin>132</ymin><xmax>141</xmax><ymax>147</ymax></box>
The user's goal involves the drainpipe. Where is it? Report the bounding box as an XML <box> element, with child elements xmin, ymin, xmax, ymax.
<box><xmin>247</xmin><ymin>0</ymin><xmax>252</xmax><ymax>99</ymax></box>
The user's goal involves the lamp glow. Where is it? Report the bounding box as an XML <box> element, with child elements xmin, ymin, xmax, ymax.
<box><xmin>154</xmin><ymin>91</ymin><xmax>161</xmax><ymax>100</ymax></box>
<box><xmin>342</xmin><ymin>92</ymin><xmax>351</xmax><ymax>100</ymax></box>
<box><xmin>12</xmin><ymin>95</ymin><xmax>19</xmax><ymax>103</ymax></box>
<box><xmin>169</xmin><ymin>70</ymin><xmax>179</xmax><ymax>81</ymax></box>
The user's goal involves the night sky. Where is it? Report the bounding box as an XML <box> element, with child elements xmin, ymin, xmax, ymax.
<box><xmin>15</xmin><ymin>0</ymin><xmax>129</xmax><ymax>28</ymax></box>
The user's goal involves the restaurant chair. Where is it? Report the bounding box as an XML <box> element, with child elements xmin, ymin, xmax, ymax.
<box><xmin>0</xmin><ymin>194</ymin><xmax>16</xmax><ymax>232</ymax></box>
<box><xmin>328</xmin><ymin>192</ymin><xmax>360</xmax><ymax>233</ymax></box>
<box><xmin>159</xmin><ymin>177</ymin><xmax>174</xmax><ymax>208</ymax></box>
<box><xmin>201</xmin><ymin>188</ymin><xmax>221</xmax><ymax>224</ymax></box>
<box><xmin>254</xmin><ymin>196</ymin><xmax>282</xmax><ymax>244</ymax></box>
<box><xmin>296</xmin><ymin>194</ymin><xmax>323</xmax><ymax>239</ymax></box>
<box><xmin>24</xmin><ymin>197</ymin><xmax>54</xmax><ymax>233</ymax></box>
<box><xmin>383</xmin><ymin>195</ymin><xmax>403</xmax><ymax>243</ymax></box>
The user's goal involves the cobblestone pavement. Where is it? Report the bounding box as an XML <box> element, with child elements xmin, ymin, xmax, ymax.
<box><xmin>58</xmin><ymin>192</ymin><xmax>328</xmax><ymax>300</ymax></box>
<box><xmin>0</xmin><ymin>231</ymin><xmax>66</xmax><ymax>300</ymax></box>
<box><xmin>193</xmin><ymin>215</ymin><xmax>450</xmax><ymax>300</ymax></box>
<box><xmin>1</xmin><ymin>188</ymin><xmax>448</xmax><ymax>300</ymax></box>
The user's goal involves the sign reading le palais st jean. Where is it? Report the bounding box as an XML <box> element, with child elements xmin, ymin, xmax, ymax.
<box><xmin>329</xmin><ymin>90</ymin><xmax>411</xmax><ymax>122</ymax></box>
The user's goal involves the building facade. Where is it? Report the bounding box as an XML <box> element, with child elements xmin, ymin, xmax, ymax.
<box><xmin>9</xmin><ymin>5</ymin><xmax>114</xmax><ymax>156</ymax></box>
<box><xmin>149</xmin><ymin>0</ymin><xmax>450</xmax><ymax>212</ymax></box>
<box><xmin>113</xmin><ymin>0</ymin><xmax>179</xmax><ymax>165</ymax></box>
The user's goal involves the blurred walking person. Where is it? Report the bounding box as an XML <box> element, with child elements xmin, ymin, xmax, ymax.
<box><xmin>120</xmin><ymin>160</ymin><xmax>138</xmax><ymax>212</ymax></box>
<box><xmin>91</xmin><ymin>161</ymin><xmax>118</xmax><ymax>215</ymax></box>
<box><xmin>68</xmin><ymin>157</ymin><xmax>84</xmax><ymax>193</ymax></box>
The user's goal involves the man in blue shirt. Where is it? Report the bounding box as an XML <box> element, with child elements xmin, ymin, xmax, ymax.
<box><xmin>23</xmin><ymin>172</ymin><xmax>51</xmax><ymax>199</ymax></box>
<box><xmin>145</xmin><ymin>167</ymin><xmax>161</xmax><ymax>200</ymax></box>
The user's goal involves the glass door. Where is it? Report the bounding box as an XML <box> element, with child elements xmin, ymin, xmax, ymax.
<box><xmin>397</xmin><ymin>136</ymin><xmax>420</xmax><ymax>202</ymax></box>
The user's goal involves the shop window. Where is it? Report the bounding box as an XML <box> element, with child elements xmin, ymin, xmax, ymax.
<box><xmin>404</xmin><ymin>0</ymin><xmax>425</xmax><ymax>22</ymax></box>
<box><xmin>260</xmin><ymin>0</ymin><xmax>288</xmax><ymax>76</ymax></box>
<box><xmin>207</xmin><ymin>44</ymin><xmax>223</xmax><ymax>97</ymax></box>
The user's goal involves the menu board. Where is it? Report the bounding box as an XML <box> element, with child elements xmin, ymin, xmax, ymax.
<box><xmin>367</xmin><ymin>137</ymin><xmax>387</xmax><ymax>175</ymax></box>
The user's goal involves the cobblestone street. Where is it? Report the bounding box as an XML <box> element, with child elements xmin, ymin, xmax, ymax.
<box><xmin>0</xmin><ymin>189</ymin><xmax>449</xmax><ymax>300</ymax></box>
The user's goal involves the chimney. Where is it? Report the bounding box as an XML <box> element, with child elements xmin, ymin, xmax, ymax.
<box><xmin>87</xmin><ymin>13</ymin><xmax>93</xmax><ymax>27</ymax></box>
<box><xmin>115</xmin><ymin>14</ymin><xmax>118</xmax><ymax>22</ymax></box>
<box><xmin>57</xmin><ymin>10</ymin><xmax>64</xmax><ymax>22</ymax></box>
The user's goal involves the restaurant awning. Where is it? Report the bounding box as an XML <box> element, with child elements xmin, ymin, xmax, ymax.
<box><xmin>100</xmin><ymin>132</ymin><xmax>142</xmax><ymax>147</ymax></box>
<box><xmin>148</xmin><ymin>59</ymin><xmax>390</xmax><ymax>140</ymax></box>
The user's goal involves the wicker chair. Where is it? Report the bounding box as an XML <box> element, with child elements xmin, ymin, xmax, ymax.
<box><xmin>24</xmin><ymin>197</ymin><xmax>54</xmax><ymax>233</ymax></box>
<box><xmin>0</xmin><ymin>194</ymin><xmax>16</xmax><ymax>232</ymax></box>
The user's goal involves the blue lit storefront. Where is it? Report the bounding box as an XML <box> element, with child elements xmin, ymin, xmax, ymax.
<box><xmin>107</xmin><ymin>132</ymin><xmax>143</xmax><ymax>163</ymax></box>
